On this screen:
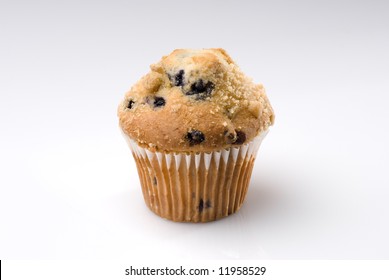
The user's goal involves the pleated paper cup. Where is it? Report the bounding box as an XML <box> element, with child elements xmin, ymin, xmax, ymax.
<box><xmin>122</xmin><ymin>131</ymin><xmax>268</xmax><ymax>222</ymax></box>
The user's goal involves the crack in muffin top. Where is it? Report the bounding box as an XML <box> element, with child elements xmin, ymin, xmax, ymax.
<box><xmin>118</xmin><ymin>48</ymin><xmax>274</xmax><ymax>153</ymax></box>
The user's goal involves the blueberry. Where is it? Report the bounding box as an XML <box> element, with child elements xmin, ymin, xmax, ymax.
<box><xmin>186</xmin><ymin>79</ymin><xmax>214</xmax><ymax>99</ymax></box>
<box><xmin>169</xmin><ymin>69</ymin><xmax>185</xmax><ymax>87</ymax></box>
<box><xmin>199</xmin><ymin>199</ymin><xmax>204</xmax><ymax>213</ymax></box>
<box><xmin>153</xmin><ymin>96</ymin><xmax>165</xmax><ymax>107</ymax></box>
<box><xmin>186</xmin><ymin>130</ymin><xmax>205</xmax><ymax>146</ymax></box>
<box><xmin>198</xmin><ymin>199</ymin><xmax>211</xmax><ymax>213</ymax></box>
<box><xmin>127</xmin><ymin>100</ymin><xmax>135</xmax><ymax>109</ymax></box>
<box><xmin>145</xmin><ymin>96</ymin><xmax>166</xmax><ymax>109</ymax></box>
<box><xmin>234</xmin><ymin>130</ymin><xmax>246</xmax><ymax>145</ymax></box>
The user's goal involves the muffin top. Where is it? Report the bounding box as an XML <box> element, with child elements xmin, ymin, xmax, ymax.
<box><xmin>118</xmin><ymin>48</ymin><xmax>274</xmax><ymax>153</ymax></box>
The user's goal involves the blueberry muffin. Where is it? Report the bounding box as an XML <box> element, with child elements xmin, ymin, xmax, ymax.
<box><xmin>118</xmin><ymin>48</ymin><xmax>274</xmax><ymax>222</ymax></box>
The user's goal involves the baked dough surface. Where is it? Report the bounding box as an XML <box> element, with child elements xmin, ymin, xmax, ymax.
<box><xmin>118</xmin><ymin>48</ymin><xmax>274</xmax><ymax>153</ymax></box>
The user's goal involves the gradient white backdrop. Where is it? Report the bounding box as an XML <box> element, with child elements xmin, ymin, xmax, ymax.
<box><xmin>1</xmin><ymin>0</ymin><xmax>388</xmax><ymax>259</ymax></box>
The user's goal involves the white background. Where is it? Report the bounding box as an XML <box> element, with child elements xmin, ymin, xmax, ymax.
<box><xmin>1</xmin><ymin>0</ymin><xmax>388</xmax><ymax>259</ymax></box>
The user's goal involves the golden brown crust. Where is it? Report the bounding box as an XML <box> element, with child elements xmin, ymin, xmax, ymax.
<box><xmin>118</xmin><ymin>48</ymin><xmax>274</xmax><ymax>153</ymax></box>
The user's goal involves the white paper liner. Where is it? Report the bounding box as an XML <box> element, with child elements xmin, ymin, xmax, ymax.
<box><xmin>122</xmin><ymin>131</ymin><xmax>268</xmax><ymax>222</ymax></box>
